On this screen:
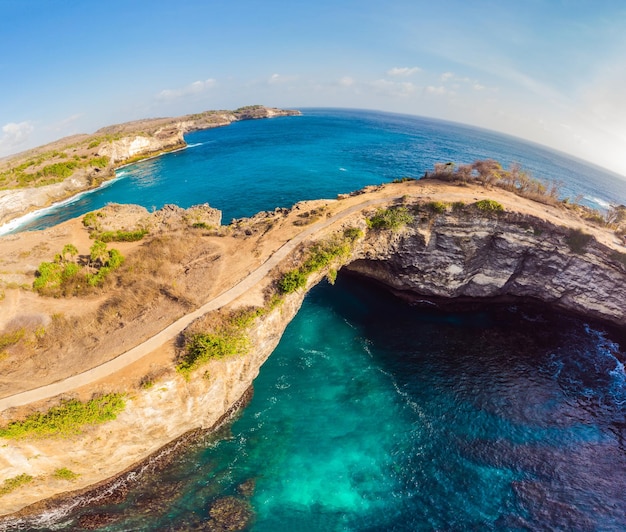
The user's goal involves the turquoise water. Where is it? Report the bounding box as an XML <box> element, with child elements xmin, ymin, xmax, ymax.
<box><xmin>18</xmin><ymin>278</ymin><xmax>625</xmax><ymax>530</ymax></box>
<box><xmin>4</xmin><ymin>110</ymin><xmax>626</xmax><ymax>530</ymax></box>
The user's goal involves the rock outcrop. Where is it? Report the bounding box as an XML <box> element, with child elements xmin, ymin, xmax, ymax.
<box><xmin>349</xmin><ymin>209</ymin><xmax>626</xmax><ymax>326</ymax></box>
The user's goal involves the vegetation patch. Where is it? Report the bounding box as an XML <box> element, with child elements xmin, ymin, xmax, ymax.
<box><xmin>0</xmin><ymin>328</ymin><xmax>25</xmax><ymax>352</ymax></box>
<box><xmin>425</xmin><ymin>201</ymin><xmax>448</xmax><ymax>214</ymax></box>
<box><xmin>366</xmin><ymin>206</ymin><xmax>414</xmax><ymax>231</ymax></box>
<box><xmin>177</xmin><ymin>307</ymin><xmax>263</xmax><ymax>377</ymax></box>
<box><xmin>33</xmin><ymin>241</ymin><xmax>124</xmax><ymax>296</ymax></box>
<box><xmin>427</xmin><ymin>160</ymin><xmax>560</xmax><ymax>205</ymax></box>
<box><xmin>96</xmin><ymin>229</ymin><xmax>148</xmax><ymax>242</ymax></box>
<box><xmin>0</xmin><ymin>474</ymin><xmax>33</xmax><ymax>496</ymax></box>
<box><xmin>278</xmin><ymin>229</ymin><xmax>359</xmax><ymax>295</ymax></box>
<box><xmin>473</xmin><ymin>199</ymin><xmax>504</xmax><ymax>213</ymax></box>
<box><xmin>565</xmin><ymin>228</ymin><xmax>593</xmax><ymax>254</ymax></box>
<box><xmin>0</xmin><ymin>394</ymin><xmax>126</xmax><ymax>439</ymax></box>
<box><xmin>53</xmin><ymin>468</ymin><xmax>79</xmax><ymax>481</ymax></box>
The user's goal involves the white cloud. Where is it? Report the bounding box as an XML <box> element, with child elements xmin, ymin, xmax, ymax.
<box><xmin>370</xmin><ymin>79</ymin><xmax>418</xmax><ymax>97</ymax></box>
<box><xmin>441</xmin><ymin>72</ymin><xmax>454</xmax><ymax>81</ymax></box>
<box><xmin>0</xmin><ymin>121</ymin><xmax>34</xmax><ymax>153</ymax></box>
<box><xmin>387</xmin><ymin>66</ymin><xmax>421</xmax><ymax>77</ymax></box>
<box><xmin>339</xmin><ymin>76</ymin><xmax>355</xmax><ymax>87</ymax></box>
<box><xmin>425</xmin><ymin>85</ymin><xmax>449</xmax><ymax>95</ymax></box>
<box><xmin>157</xmin><ymin>78</ymin><xmax>216</xmax><ymax>100</ymax></box>
<box><xmin>268</xmin><ymin>73</ymin><xmax>297</xmax><ymax>84</ymax></box>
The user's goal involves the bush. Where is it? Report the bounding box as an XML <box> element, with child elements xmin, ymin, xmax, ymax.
<box><xmin>53</xmin><ymin>467</ymin><xmax>79</xmax><ymax>481</ymax></box>
<box><xmin>0</xmin><ymin>474</ymin><xmax>33</xmax><ymax>496</ymax></box>
<box><xmin>97</xmin><ymin>229</ymin><xmax>148</xmax><ymax>242</ymax></box>
<box><xmin>278</xmin><ymin>269</ymin><xmax>308</xmax><ymax>294</ymax></box>
<box><xmin>565</xmin><ymin>228</ymin><xmax>593</xmax><ymax>254</ymax></box>
<box><xmin>343</xmin><ymin>227</ymin><xmax>364</xmax><ymax>242</ymax></box>
<box><xmin>177</xmin><ymin>308</ymin><xmax>261</xmax><ymax>377</ymax></box>
<box><xmin>89</xmin><ymin>156</ymin><xmax>109</xmax><ymax>168</ymax></box>
<box><xmin>367</xmin><ymin>207</ymin><xmax>414</xmax><ymax>231</ymax></box>
<box><xmin>0</xmin><ymin>394</ymin><xmax>126</xmax><ymax>438</ymax></box>
<box><xmin>426</xmin><ymin>201</ymin><xmax>448</xmax><ymax>214</ymax></box>
<box><xmin>474</xmin><ymin>199</ymin><xmax>504</xmax><ymax>213</ymax></box>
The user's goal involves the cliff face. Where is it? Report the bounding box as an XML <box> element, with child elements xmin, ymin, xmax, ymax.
<box><xmin>97</xmin><ymin>129</ymin><xmax>185</xmax><ymax>164</ymax></box>
<box><xmin>348</xmin><ymin>211</ymin><xmax>626</xmax><ymax>326</ymax></box>
<box><xmin>0</xmin><ymin>290</ymin><xmax>307</xmax><ymax>516</ymax></box>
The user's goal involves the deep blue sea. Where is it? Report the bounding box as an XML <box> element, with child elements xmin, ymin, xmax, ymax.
<box><xmin>6</xmin><ymin>109</ymin><xmax>626</xmax><ymax>531</ymax></box>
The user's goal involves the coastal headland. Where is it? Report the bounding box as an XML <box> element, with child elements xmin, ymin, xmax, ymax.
<box><xmin>0</xmin><ymin>105</ymin><xmax>301</xmax><ymax>230</ymax></box>
<box><xmin>0</xmin><ymin>114</ymin><xmax>625</xmax><ymax>521</ymax></box>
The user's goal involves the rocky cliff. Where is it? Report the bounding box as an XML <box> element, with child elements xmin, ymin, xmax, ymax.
<box><xmin>349</xmin><ymin>208</ymin><xmax>626</xmax><ymax>326</ymax></box>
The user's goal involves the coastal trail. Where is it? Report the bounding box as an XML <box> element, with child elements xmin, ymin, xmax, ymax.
<box><xmin>0</xmin><ymin>195</ymin><xmax>398</xmax><ymax>411</ymax></box>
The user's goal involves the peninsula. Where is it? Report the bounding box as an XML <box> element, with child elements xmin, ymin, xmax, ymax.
<box><xmin>0</xmin><ymin>105</ymin><xmax>301</xmax><ymax>229</ymax></box>
<box><xmin>0</xmin><ymin>125</ymin><xmax>625</xmax><ymax>522</ymax></box>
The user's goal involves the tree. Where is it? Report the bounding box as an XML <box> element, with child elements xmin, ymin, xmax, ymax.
<box><xmin>90</xmin><ymin>240</ymin><xmax>108</xmax><ymax>267</ymax></box>
<box><xmin>62</xmin><ymin>243</ymin><xmax>78</xmax><ymax>262</ymax></box>
<box><xmin>606</xmin><ymin>204</ymin><xmax>626</xmax><ymax>227</ymax></box>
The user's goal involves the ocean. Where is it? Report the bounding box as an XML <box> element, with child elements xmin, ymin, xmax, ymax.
<box><xmin>5</xmin><ymin>109</ymin><xmax>626</xmax><ymax>531</ymax></box>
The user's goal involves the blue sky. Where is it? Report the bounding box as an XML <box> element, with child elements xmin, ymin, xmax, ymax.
<box><xmin>1</xmin><ymin>0</ymin><xmax>625</xmax><ymax>177</ymax></box>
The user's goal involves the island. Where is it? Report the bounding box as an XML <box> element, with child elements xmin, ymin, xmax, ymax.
<box><xmin>0</xmin><ymin>115</ymin><xmax>625</xmax><ymax>523</ymax></box>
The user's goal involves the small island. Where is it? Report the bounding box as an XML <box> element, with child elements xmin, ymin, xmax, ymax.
<box><xmin>0</xmin><ymin>114</ymin><xmax>625</xmax><ymax>521</ymax></box>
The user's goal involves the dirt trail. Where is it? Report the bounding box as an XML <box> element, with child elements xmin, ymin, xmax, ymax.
<box><xmin>2</xmin><ymin>181</ymin><xmax>623</xmax><ymax>411</ymax></box>
<box><xmin>0</xmin><ymin>196</ymin><xmax>394</xmax><ymax>410</ymax></box>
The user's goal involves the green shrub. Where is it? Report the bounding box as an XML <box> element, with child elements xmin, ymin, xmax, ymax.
<box><xmin>278</xmin><ymin>269</ymin><xmax>308</xmax><ymax>294</ymax></box>
<box><xmin>343</xmin><ymin>227</ymin><xmax>364</xmax><ymax>242</ymax></box>
<box><xmin>0</xmin><ymin>328</ymin><xmax>25</xmax><ymax>351</ymax></box>
<box><xmin>82</xmin><ymin>212</ymin><xmax>99</xmax><ymax>229</ymax></box>
<box><xmin>425</xmin><ymin>201</ymin><xmax>448</xmax><ymax>214</ymax></box>
<box><xmin>565</xmin><ymin>228</ymin><xmax>593</xmax><ymax>254</ymax></box>
<box><xmin>367</xmin><ymin>207</ymin><xmax>414</xmax><ymax>231</ymax></box>
<box><xmin>33</xmin><ymin>261</ymin><xmax>63</xmax><ymax>291</ymax></box>
<box><xmin>41</xmin><ymin>161</ymin><xmax>78</xmax><ymax>179</ymax></box>
<box><xmin>0</xmin><ymin>394</ymin><xmax>126</xmax><ymax>439</ymax></box>
<box><xmin>97</xmin><ymin>229</ymin><xmax>147</xmax><ymax>242</ymax></box>
<box><xmin>89</xmin><ymin>156</ymin><xmax>109</xmax><ymax>168</ymax></box>
<box><xmin>392</xmin><ymin>177</ymin><xmax>416</xmax><ymax>183</ymax></box>
<box><xmin>53</xmin><ymin>468</ymin><xmax>79</xmax><ymax>481</ymax></box>
<box><xmin>474</xmin><ymin>199</ymin><xmax>504</xmax><ymax>213</ymax></box>
<box><xmin>0</xmin><ymin>474</ymin><xmax>33</xmax><ymax>495</ymax></box>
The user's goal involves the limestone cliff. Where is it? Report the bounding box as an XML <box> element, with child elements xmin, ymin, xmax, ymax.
<box><xmin>349</xmin><ymin>209</ymin><xmax>626</xmax><ymax>326</ymax></box>
<box><xmin>0</xmin><ymin>289</ymin><xmax>307</xmax><ymax>517</ymax></box>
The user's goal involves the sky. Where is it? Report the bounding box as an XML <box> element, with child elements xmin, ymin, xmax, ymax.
<box><xmin>1</xmin><ymin>0</ymin><xmax>625</xmax><ymax>178</ymax></box>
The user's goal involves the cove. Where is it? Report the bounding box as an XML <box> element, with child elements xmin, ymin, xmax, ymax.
<box><xmin>39</xmin><ymin>274</ymin><xmax>626</xmax><ymax>531</ymax></box>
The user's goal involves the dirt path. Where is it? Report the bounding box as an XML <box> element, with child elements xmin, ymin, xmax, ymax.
<box><xmin>0</xmin><ymin>196</ymin><xmax>395</xmax><ymax>410</ymax></box>
<box><xmin>2</xmin><ymin>181</ymin><xmax>622</xmax><ymax>411</ymax></box>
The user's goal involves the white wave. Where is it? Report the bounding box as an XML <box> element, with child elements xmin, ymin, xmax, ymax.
<box><xmin>339</xmin><ymin>167</ymin><xmax>347</xmax><ymax>172</ymax></box>
<box><xmin>584</xmin><ymin>195</ymin><xmax>612</xmax><ymax>210</ymax></box>
<box><xmin>0</xmin><ymin>172</ymin><xmax>128</xmax><ymax>236</ymax></box>
<box><xmin>187</xmin><ymin>142</ymin><xmax>204</xmax><ymax>148</ymax></box>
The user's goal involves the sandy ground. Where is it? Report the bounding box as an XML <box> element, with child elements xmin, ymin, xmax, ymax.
<box><xmin>0</xmin><ymin>180</ymin><xmax>624</xmax><ymax>410</ymax></box>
